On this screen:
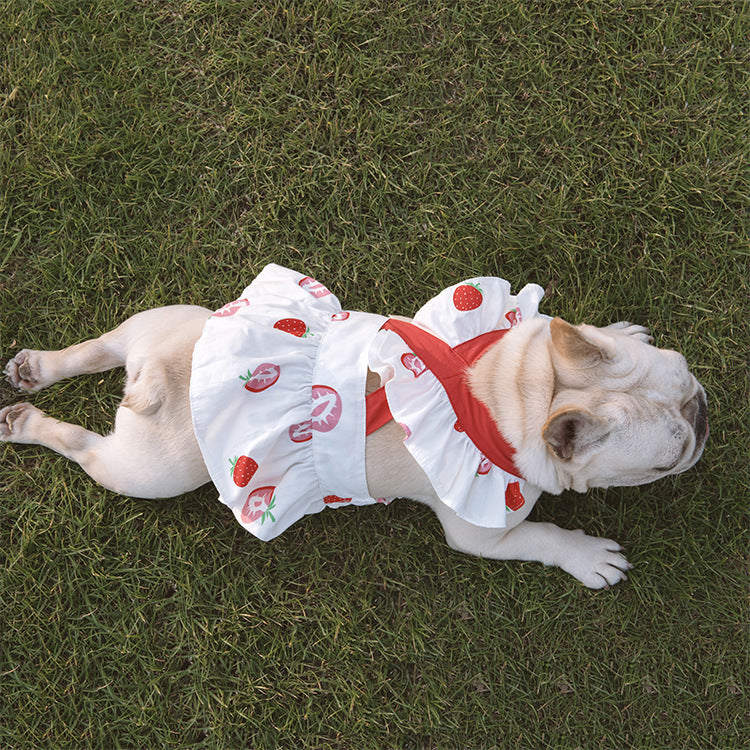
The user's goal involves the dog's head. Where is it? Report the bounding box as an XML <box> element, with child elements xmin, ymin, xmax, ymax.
<box><xmin>541</xmin><ymin>318</ymin><xmax>708</xmax><ymax>492</ymax></box>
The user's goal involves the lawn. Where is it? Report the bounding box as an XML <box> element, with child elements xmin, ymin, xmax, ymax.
<box><xmin>1</xmin><ymin>1</ymin><xmax>747</xmax><ymax>747</ymax></box>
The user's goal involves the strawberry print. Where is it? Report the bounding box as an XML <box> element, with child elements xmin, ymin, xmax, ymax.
<box><xmin>505</xmin><ymin>307</ymin><xmax>522</xmax><ymax>327</ymax></box>
<box><xmin>324</xmin><ymin>495</ymin><xmax>352</xmax><ymax>504</ymax></box>
<box><xmin>240</xmin><ymin>362</ymin><xmax>280</xmax><ymax>392</ymax></box>
<box><xmin>476</xmin><ymin>456</ymin><xmax>492</xmax><ymax>476</ymax></box>
<box><xmin>212</xmin><ymin>298</ymin><xmax>249</xmax><ymax>317</ymax></box>
<box><xmin>299</xmin><ymin>276</ymin><xmax>332</xmax><ymax>298</ymax></box>
<box><xmin>229</xmin><ymin>455</ymin><xmax>258</xmax><ymax>487</ymax></box>
<box><xmin>452</xmin><ymin>282</ymin><xmax>483</xmax><ymax>311</ymax></box>
<box><xmin>398</xmin><ymin>422</ymin><xmax>412</xmax><ymax>440</ymax></box>
<box><xmin>505</xmin><ymin>481</ymin><xmax>525</xmax><ymax>511</ymax></box>
<box><xmin>401</xmin><ymin>352</ymin><xmax>426</xmax><ymax>377</ymax></box>
<box><xmin>310</xmin><ymin>385</ymin><xmax>342</xmax><ymax>432</ymax></box>
<box><xmin>273</xmin><ymin>318</ymin><xmax>311</xmax><ymax>337</ymax></box>
<box><xmin>331</xmin><ymin>311</ymin><xmax>350</xmax><ymax>321</ymax></box>
<box><xmin>241</xmin><ymin>486</ymin><xmax>277</xmax><ymax>524</ymax></box>
<box><xmin>454</xmin><ymin>419</ymin><xmax>464</xmax><ymax>433</ymax></box>
<box><xmin>289</xmin><ymin>420</ymin><xmax>313</xmax><ymax>443</ymax></box>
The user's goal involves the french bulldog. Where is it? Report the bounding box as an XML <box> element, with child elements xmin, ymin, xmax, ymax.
<box><xmin>1</xmin><ymin>275</ymin><xmax>707</xmax><ymax>589</ymax></box>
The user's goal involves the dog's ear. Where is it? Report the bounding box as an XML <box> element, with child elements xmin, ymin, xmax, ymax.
<box><xmin>542</xmin><ymin>408</ymin><xmax>610</xmax><ymax>461</ymax></box>
<box><xmin>549</xmin><ymin>317</ymin><xmax>617</xmax><ymax>369</ymax></box>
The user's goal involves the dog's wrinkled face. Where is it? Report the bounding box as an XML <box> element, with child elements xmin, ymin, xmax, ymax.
<box><xmin>543</xmin><ymin>319</ymin><xmax>708</xmax><ymax>493</ymax></box>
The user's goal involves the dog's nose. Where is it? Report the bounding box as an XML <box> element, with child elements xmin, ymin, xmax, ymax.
<box><xmin>695</xmin><ymin>390</ymin><xmax>708</xmax><ymax>441</ymax></box>
<box><xmin>683</xmin><ymin>390</ymin><xmax>708</xmax><ymax>443</ymax></box>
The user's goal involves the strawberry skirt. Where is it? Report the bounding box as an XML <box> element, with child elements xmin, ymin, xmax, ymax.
<box><xmin>190</xmin><ymin>264</ymin><xmax>388</xmax><ymax>541</ymax></box>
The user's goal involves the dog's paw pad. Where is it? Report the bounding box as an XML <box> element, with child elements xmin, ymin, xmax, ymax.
<box><xmin>4</xmin><ymin>351</ymin><xmax>44</xmax><ymax>391</ymax></box>
<box><xmin>0</xmin><ymin>403</ymin><xmax>36</xmax><ymax>440</ymax></box>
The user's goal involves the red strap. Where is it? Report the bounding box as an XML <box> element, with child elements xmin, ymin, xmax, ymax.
<box><xmin>364</xmin><ymin>385</ymin><xmax>392</xmax><ymax>436</ymax></box>
<box><xmin>366</xmin><ymin>319</ymin><xmax>520</xmax><ymax>477</ymax></box>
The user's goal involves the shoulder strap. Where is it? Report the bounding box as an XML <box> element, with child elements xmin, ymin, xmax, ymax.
<box><xmin>366</xmin><ymin>319</ymin><xmax>520</xmax><ymax>477</ymax></box>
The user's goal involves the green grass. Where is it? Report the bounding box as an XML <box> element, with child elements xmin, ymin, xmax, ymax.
<box><xmin>1</xmin><ymin>1</ymin><xmax>747</xmax><ymax>747</ymax></box>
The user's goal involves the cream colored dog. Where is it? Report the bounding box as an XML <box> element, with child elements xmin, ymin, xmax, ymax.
<box><xmin>1</xmin><ymin>299</ymin><xmax>707</xmax><ymax>589</ymax></box>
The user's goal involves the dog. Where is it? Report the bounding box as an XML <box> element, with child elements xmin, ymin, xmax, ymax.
<box><xmin>1</xmin><ymin>265</ymin><xmax>708</xmax><ymax>588</ymax></box>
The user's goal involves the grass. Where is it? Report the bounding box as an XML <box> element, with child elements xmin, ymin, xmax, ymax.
<box><xmin>0</xmin><ymin>0</ymin><xmax>747</xmax><ymax>747</ymax></box>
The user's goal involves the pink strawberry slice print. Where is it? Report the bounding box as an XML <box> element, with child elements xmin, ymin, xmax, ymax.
<box><xmin>453</xmin><ymin>282</ymin><xmax>483</xmax><ymax>311</ymax></box>
<box><xmin>240</xmin><ymin>362</ymin><xmax>280</xmax><ymax>392</ymax></box>
<box><xmin>505</xmin><ymin>307</ymin><xmax>522</xmax><ymax>327</ymax></box>
<box><xmin>212</xmin><ymin>298</ymin><xmax>249</xmax><ymax>317</ymax></box>
<box><xmin>289</xmin><ymin>420</ymin><xmax>313</xmax><ymax>443</ymax></box>
<box><xmin>331</xmin><ymin>311</ymin><xmax>350</xmax><ymax>321</ymax></box>
<box><xmin>476</xmin><ymin>456</ymin><xmax>492</xmax><ymax>476</ymax></box>
<box><xmin>229</xmin><ymin>455</ymin><xmax>258</xmax><ymax>487</ymax></box>
<box><xmin>299</xmin><ymin>276</ymin><xmax>332</xmax><ymax>298</ymax></box>
<box><xmin>241</xmin><ymin>486</ymin><xmax>277</xmax><ymax>524</ymax></box>
<box><xmin>505</xmin><ymin>481</ymin><xmax>525</xmax><ymax>511</ymax></box>
<box><xmin>310</xmin><ymin>385</ymin><xmax>342</xmax><ymax>432</ymax></box>
<box><xmin>273</xmin><ymin>318</ymin><xmax>311</xmax><ymax>337</ymax></box>
<box><xmin>401</xmin><ymin>352</ymin><xmax>426</xmax><ymax>377</ymax></box>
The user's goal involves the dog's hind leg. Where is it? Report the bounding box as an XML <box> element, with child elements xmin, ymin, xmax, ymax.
<box><xmin>4</xmin><ymin>306</ymin><xmax>209</xmax><ymax>393</ymax></box>
<box><xmin>0</xmin><ymin>399</ymin><xmax>209</xmax><ymax>498</ymax></box>
<box><xmin>0</xmin><ymin>400</ymin><xmax>110</xmax><ymax>475</ymax></box>
<box><xmin>4</xmin><ymin>332</ymin><xmax>127</xmax><ymax>392</ymax></box>
<box><xmin>2</xmin><ymin>306</ymin><xmax>213</xmax><ymax>498</ymax></box>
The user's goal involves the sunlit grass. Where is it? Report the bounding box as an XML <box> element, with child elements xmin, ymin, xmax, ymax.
<box><xmin>0</xmin><ymin>1</ymin><xmax>746</xmax><ymax>747</ymax></box>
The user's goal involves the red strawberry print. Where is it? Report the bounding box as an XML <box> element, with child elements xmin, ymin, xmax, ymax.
<box><xmin>331</xmin><ymin>311</ymin><xmax>350</xmax><ymax>321</ymax></box>
<box><xmin>505</xmin><ymin>481</ymin><xmax>525</xmax><ymax>511</ymax></box>
<box><xmin>212</xmin><ymin>298</ymin><xmax>249</xmax><ymax>318</ymax></box>
<box><xmin>323</xmin><ymin>495</ymin><xmax>352</xmax><ymax>504</ymax></box>
<box><xmin>452</xmin><ymin>283</ymin><xmax>483</xmax><ymax>311</ymax></box>
<box><xmin>454</xmin><ymin>419</ymin><xmax>464</xmax><ymax>433</ymax></box>
<box><xmin>299</xmin><ymin>276</ymin><xmax>332</xmax><ymax>298</ymax></box>
<box><xmin>229</xmin><ymin>455</ymin><xmax>258</xmax><ymax>487</ymax></box>
<box><xmin>289</xmin><ymin>420</ymin><xmax>313</xmax><ymax>443</ymax></box>
<box><xmin>505</xmin><ymin>307</ymin><xmax>522</xmax><ymax>327</ymax></box>
<box><xmin>476</xmin><ymin>456</ymin><xmax>492</xmax><ymax>475</ymax></box>
<box><xmin>240</xmin><ymin>362</ymin><xmax>280</xmax><ymax>392</ymax></box>
<box><xmin>401</xmin><ymin>352</ymin><xmax>426</xmax><ymax>377</ymax></box>
<box><xmin>310</xmin><ymin>385</ymin><xmax>342</xmax><ymax>432</ymax></box>
<box><xmin>241</xmin><ymin>486</ymin><xmax>277</xmax><ymax>524</ymax></box>
<box><xmin>273</xmin><ymin>318</ymin><xmax>311</xmax><ymax>337</ymax></box>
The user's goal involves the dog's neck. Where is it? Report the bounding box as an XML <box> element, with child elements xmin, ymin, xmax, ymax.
<box><xmin>468</xmin><ymin>317</ymin><xmax>565</xmax><ymax>494</ymax></box>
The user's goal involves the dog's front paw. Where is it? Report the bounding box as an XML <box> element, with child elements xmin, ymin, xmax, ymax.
<box><xmin>4</xmin><ymin>350</ymin><xmax>46</xmax><ymax>392</ymax></box>
<box><xmin>604</xmin><ymin>321</ymin><xmax>653</xmax><ymax>344</ymax></box>
<box><xmin>561</xmin><ymin>529</ymin><xmax>632</xmax><ymax>589</ymax></box>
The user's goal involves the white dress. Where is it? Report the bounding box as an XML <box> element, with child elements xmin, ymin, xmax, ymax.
<box><xmin>190</xmin><ymin>264</ymin><xmax>544</xmax><ymax>540</ymax></box>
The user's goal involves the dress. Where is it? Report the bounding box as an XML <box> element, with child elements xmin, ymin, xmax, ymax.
<box><xmin>189</xmin><ymin>264</ymin><xmax>544</xmax><ymax>540</ymax></box>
